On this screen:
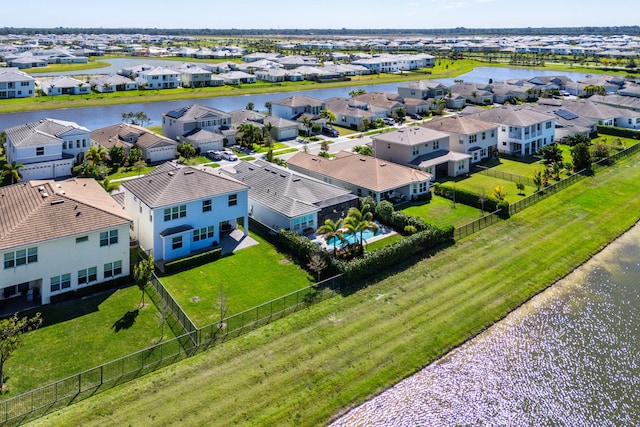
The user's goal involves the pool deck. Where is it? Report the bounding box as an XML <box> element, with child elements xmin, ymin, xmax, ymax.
<box><xmin>310</xmin><ymin>224</ymin><xmax>396</xmax><ymax>251</ymax></box>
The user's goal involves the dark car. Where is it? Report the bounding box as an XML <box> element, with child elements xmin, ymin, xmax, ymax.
<box><xmin>322</xmin><ymin>126</ymin><xmax>339</xmax><ymax>137</ymax></box>
<box><xmin>409</xmin><ymin>113</ymin><xmax>423</xmax><ymax>120</ymax></box>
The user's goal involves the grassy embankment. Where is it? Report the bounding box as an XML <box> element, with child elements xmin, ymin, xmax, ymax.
<box><xmin>32</xmin><ymin>150</ymin><xmax>640</xmax><ymax>426</ymax></box>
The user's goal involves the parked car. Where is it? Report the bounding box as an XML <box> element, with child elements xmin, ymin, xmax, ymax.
<box><xmin>383</xmin><ymin>118</ymin><xmax>395</xmax><ymax>126</ymax></box>
<box><xmin>222</xmin><ymin>151</ymin><xmax>238</xmax><ymax>161</ymax></box>
<box><xmin>206</xmin><ymin>150</ymin><xmax>222</xmax><ymax>160</ymax></box>
<box><xmin>409</xmin><ymin>113</ymin><xmax>422</xmax><ymax>120</ymax></box>
<box><xmin>321</xmin><ymin>126</ymin><xmax>339</xmax><ymax>137</ymax></box>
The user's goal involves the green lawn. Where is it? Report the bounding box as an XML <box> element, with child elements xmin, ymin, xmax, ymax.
<box><xmin>4</xmin><ymin>285</ymin><xmax>174</xmax><ymax>398</ymax></box>
<box><xmin>160</xmin><ymin>232</ymin><xmax>314</xmax><ymax>327</ymax></box>
<box><xmin>401</xmin><ymin>195</ymin><xmax>486</xmax><ymax>228</ymax></box>
<box><xmin>479</xmin><ymin>156</ymin><xmax>544</xmax><ymax>176</ymax></box>
<box><xmin>365</xmin><ymin>233</ymin><xmax>404</xmax><ymax>252</ymax></box>
<box><xmin>37</xmin><ymin>150</ymin><xmax>640</xmax><ymax>427</ymax></box>
<box><xmin>107</xmin><ymin>165</ymin><xmax>156</xmax><ymax>180</ymax></box>
<box><xmin>440</xmin><ymin>174</ymin><xmax>537</xmax><ymax>203</ymax></box>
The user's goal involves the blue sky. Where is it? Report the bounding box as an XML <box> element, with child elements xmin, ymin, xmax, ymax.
<box><xmin>2</xmin><ymin>0</ymin><xmax>640</xmax><ymax>30</ymax></box>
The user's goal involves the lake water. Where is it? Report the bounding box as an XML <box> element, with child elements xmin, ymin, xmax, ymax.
<box><xmin>0</xmin><ymin>66</ymin><xmax>592</xmax><ymax>131</ymax></box>
<box><xmin>331</xmin><ymin>222</ymin><xmax>640</xmax><ymax>426</ymax></box>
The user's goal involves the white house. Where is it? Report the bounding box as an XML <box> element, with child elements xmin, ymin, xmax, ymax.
<box><xmin>271</xmin><ymin>95</ymin><xmax>326</xmax><ymax>120</ymax></box>
<box><xmin>89</xmin><ymin>74</ymin><xmax>138</xmax><ymax>93</ymax></box>
<box><xmin>0</xmin><ymin>67</ymin><xmax>36</xmax><ymax>99</ymax></box>
<box><xmin>469</xmin><ymin>106</ymin><xmax>556</xmax><ymax>156</ymax></box>
<box><xmin>38</xmin><ymin>76</ymin><xmax>91</xmax><ymax>96</ymax></box>
<box><xmin>136</xmin><ymin>67</ymin><xmax>180</xmax><ymax>89</ymax></box>
<box><xmin>162</xmin><ymin>104</ymin><xmax>233</xmax><ymax>142</ymax></box>
<box><xmin>90</xmin><ymin>123</ymin><xmax>178</xmax><ymax>163</ymax></box>
<box><xmin>0</xmin><ymin>178</ymin><xmax>132</xmax><ymax>305</ymax></box>
<box><xmin>4</xmin><ymin>118</ymin><xmax>91</xmax><ymax>181</ymax></box>
<box><xmin>120</xmin><ymin>163</ymin><xmax>250</xmax><ymax>264</ymax></box>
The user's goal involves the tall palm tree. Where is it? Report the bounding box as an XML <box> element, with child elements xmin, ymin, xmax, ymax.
<box><xmin>85</xmin><ymin>145</ymin><xmax>107</xmax><ymax>167</ymax></box>
<box><xmin>320</xmin><ymin>109</ymin><xmax>336</xmax><ymax>125</ymax></box>
<box><xmin>343</xmin><ymin>206</ymin><xmax>378</xmax><ymax>253</ymax></box>
<box><xmin>237</xmin><ymin>123</ymin><xmax>260</xmax><ymax>149</ymax></box>
<box><xmin>2</xmin><ymin>161</ymin><xmax>23</xmax><ymax>184</ymax></box>
<box><xmin>264</xmin><ymin>101</ymin><xmax>272</xmax><ymax>115</ymax></box>
<box><xmin>317</xmin><ymin>218</ymin><xmax>345</xmax><ymax>256</ymax></box>
<box><xmin>301</xmin><ymin>117</ymin><xmax>314</xmax><ymax>137</ymax></box>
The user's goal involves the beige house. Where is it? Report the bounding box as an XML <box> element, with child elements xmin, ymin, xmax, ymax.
<box><xmin>371</xmin><ymin>126</ymin><xmax>470</xmax><ymax>179</ymax></box>
<box><xmin>91</xmin><ymin>123</ymin><xmax>178</xmax><ymax>163</ymax></box>
<box><xmin>420</xmin><ymin>115</ymin><xmax>499</xmax><ymax>164</ymax></box>
<box><xmin>287</xmin><ymin>151</ymin><xmax>432</xmax><ymax>203</ymax></box>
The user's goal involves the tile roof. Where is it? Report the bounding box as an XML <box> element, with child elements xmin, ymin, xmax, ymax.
<box><xmin>271</xmin><ymin>95</ymin><xmax>325</xmax><ymax>108</ymax></box>
<box><xmin>287</xmin><ymin>151</ymin><xmax>431</xmax><ymax>193</ymax></box>
<box><xmin>221</xmin><ymin>160</ymin><xmax>357</xmax><ymax>218</ymax></box>
<box><xmin>470</xmin><ymin>105</ymin><xmax>555</xmax><ymax>127</ymax></box>
<box><xmin>163</xmin><ymin>104</ymin><xmax>231</xmax><ymax>121</ymax></box>
<box><xmin>91</xmin><ymin>123</ymin><xmax>177</xmax><ymax>150</ymax></box>
<box><xmin>372</xmin><ymin>126</ymin><xmax>449</xmax><ymax>146</ymax></box>
<box><xmin>5</xmin><ymin>118</ymin><xmax>89</xmax><ymax>147</ymax></box>
<box><xmin>420</xmin><ymin>115</ymin><xmax>498</xmax><ymax>135</ymax></box>
<box><xmin>0</xmin><ymin>178</ymin><xmax>131</xmax><ymax>251</ymax></box>
<box><xmin>121</xmin><ymin>163</ymin><xmax>248</xmax><ymax>209</ymax></box>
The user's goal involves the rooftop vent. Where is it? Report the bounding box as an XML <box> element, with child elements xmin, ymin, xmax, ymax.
<box><xmin>184</xmin><ymin>170</ymin><xmax>194</xmax><ymax>175</ymax></box>
<box><xmin>38</xmin><ymin>186</ymin><xmax>45</xmax><ymax>192</ymax></box>
<box><xmin>41</xmin><ymin>192</ymin><xmax>49</xmax><ymax>198</ymax></box>
<box><xmin>50</xmin><ymin>199</ymin><xmax>64</xmax><ymax>205</ymax></box>
<box><xmin>168</xmin><ymin>172</ymin><xmax>175</xmax><ymax>176</ymax></box>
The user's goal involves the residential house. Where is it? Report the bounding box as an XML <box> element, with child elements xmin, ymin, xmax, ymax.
<box><xmin>220</xmin><ymin>160</ymin><xmax>358</xmax><ymax>233</ymax></box>
<box><xmin>352</xmin><ymin>92</ymin><xmax>405</xmax><ymax>117</ymax></box>
<box><xmin>5</xmin><ymin>54</ymin><xmax>48</xmax><ymax>69</ymax></box>
<box><xmin>0</xmin><ymin>178</ymin><xmax>132</xmax><ymax>305</ymax></box>
<box><xmin>178</xmin><ymin>65</ymin><xmax>214</xmax><ymax>88</ymax></box>
<box><xmin>89</xmin><ymin>74</ymin><xmax>138</xmax><ymax>93</ymax></box>
<box><xmin>450</xmin><ymin>82</ymin><xmax>494</xmax><ymax>105</ymax></box>
<box><xmin>421</xmin><ymin>115</ymin><xmax>499</xmax><ymax>164</ymax></box>
<box><xmin>0</xmin><ymin>67</ymin><xmax>35</xmax><ymax>99</ymax></box>
<box><xmin>287</xmin><ymin>151</ymin><xmax>432</xmax><ymax>203</ymax></box>
<box><xmin>524</xmin><ymin>103</ymin><xmax>598</xmax><ymax>141</ymax></box>
<box><xmin>120</xmin><ymin>163</ymin><xmax>249</xmax><ymax>264</ymax></box>
<box><xmin>271</xmin><ymin>95</ymin><xmax>326</xmax><ymax>120</ymax></box>
<box><xmin>397</xmin><ymin>80</ymin><xmax>450</xmax><ymax>100</ymax></box>
<box><xmin>136</xmin><ymin>67</ymin><xmax>179</xmax><ymax>89</ymax></box>
<box><xmin>219</xmin><ymin>71</ymin><xmax>257</xmax><ymax>85</ymax></box>
<box><xmin>162</xmin><ymin>104</ymin><xmax>233</xmax><ymax>143</ymax></box>
<box><xmin>91</xmin><ymin>123</ymin><xmax>178</xmax><ymax>163</ymax></box>
<box><xmin>467</xmin><ymin>106</ymin><xmax>556</xmax><ymax>156</ymax></box>
<box><xmin>38</xmin><ymin>76</ymin><xmax>91</xmax><ymax>96</ymax></box>
<box><xmin>560</xmin><ymin>98</ymin><xmax>640</xmax><ymax>129</ymax></box>
<box><xmin>371</xmin><ymin>126</ymin><xmax>470</xmax><ymax>179</ymax></box>
<box><xmin>229</xmin><ymin>109</ymin><xmax>300</xmax><ymax>141</ymax></box>
<box><xmin>4</xmin><ymin>118</ymin><xmax>91</xmax><ymax>181</ymax></box>
<box><xmin>324</xmin><ymin>97</ymin><xmax>387</xmax><ymax>129</ymax></box>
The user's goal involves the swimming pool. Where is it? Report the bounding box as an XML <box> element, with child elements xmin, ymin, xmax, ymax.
<box><xmin>327</xmin><ymin>225</ymin><xmax>382</xmax><ymax>247</ymax></box>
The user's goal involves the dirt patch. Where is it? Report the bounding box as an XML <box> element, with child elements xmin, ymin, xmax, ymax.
<box><xmin>279</xmin><ymin>258</ymin><xmax>291</xmax><ymax>264</ymax></box>
<box><xmin>190</xmin><ymin>296</ymin><xmax>201</xmax><ymax>303</ymax></box>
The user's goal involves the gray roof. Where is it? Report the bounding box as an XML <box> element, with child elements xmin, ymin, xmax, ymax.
<box><xmin>372</xmin><ymin>126</ymin><xmax>449</xmax><ymax>146</ymax></box>
<box><xmin>164</xmin><ymin>104</ymin><xmax>231</xmax><ymax>121</ymax></box>
<box><xmin>221</xmin><ymin>160</ymin><xmax>356</xmax><ymax>218</ymax></box>
<box><xmin>470</xmin><ymin>105</ymin><xmax>555</xmax><ymax>127</ymax></box>
<box><xmin>121</xmin><ymin>163</ymin><xmax>248</xmax><ymax>209</ymax></box>
<box><xmin>271</xmin><ymin>94</ymin><xmax>325</xmax><ymax>108</ymax></box>
<box><xmin>5</xmin><ymin>118</ymin><xmax>89</xmax><ymax>147</ymax></box>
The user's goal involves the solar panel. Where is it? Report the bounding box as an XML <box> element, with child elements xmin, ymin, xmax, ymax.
<box><xmin>555</xmin><ymin>109</ymin><xmax>579</xmax><ymax>120</ymax></box>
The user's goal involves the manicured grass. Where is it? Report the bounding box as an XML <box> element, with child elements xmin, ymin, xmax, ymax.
<box><xmin>107</xmin><ymin>165</ymin><xmax>156</xmax><ymax>180</ymax></box>
<box><xmin>3</xmin><ymin>285</ymin><xmax>175</xmax><ymax>398</ymax></box>
<box><xmin>480</xmin><ymin>156</ymin><xmax>544</xmax><ymax>176</ymax></box>
<box><xmin>440</xmin><ymin>174</ymin><xmax>537</xmax><ymax>203</ymax></box>
<box><xmin>38</xmin><ymin>151</ymin><xmax>640</xmax><ymax>427</ymax></box>
<box><xmin>252</xmin><ymin>142</ymin><xmax>288</xmax><ymax>153</ymax></box>
<box><xmin>365</xmin><ymin>233</ymin><xmax>404</xmax><ymax>252</ymax></box>
<box><xmin>401</xmin><ymin>194</ymin><xmax>485</xmax><ymax>228</ymax></box>
<box><xmin>160</xmin><ymin>232</ymin><xmax>314</xmax><ymax>327</ymax></box>
<box><xmin>26</xmin><ymin>61</ymin><xmax>111</xmax><ymax>74</ymax></box>
<box><xmin>273</xmin><ymin>148</ymin><xmax>299</xmax><ymax>156</ymax></box>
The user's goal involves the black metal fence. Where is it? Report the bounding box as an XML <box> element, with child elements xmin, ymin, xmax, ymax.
<box><xmin>454</xmin><ymin>211</ymin><xmax>503</xmax><ymax>240</ymax></box>
<box><xmin>147</xmin><ymin>273</ymin><xmax>197</xmax><ymax>341</ymax></box>
<box><xmin>474</xmin><ymin>165</ymin><xmax>535</xmax><ymax>186</ymax></box>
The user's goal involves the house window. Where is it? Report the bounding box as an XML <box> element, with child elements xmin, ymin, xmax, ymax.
<box><xmin>77</xmin><ymin>141</ymin><xmax>81</xmax><ymax>149</ymax></box>
<box><xmin>501</xmin><ymin>126</ymin><xmax>506</xmax><ymax>132</ymax></box>
<box><xmin>62</xmin><ymin>141</ymin><xmax>67</xmax><ymax>149</ymax></box>
<box><xmin>482</xmin><ymin>132</ymin><xmax>486</xmax><ymax>140</ymax></box>
<box><xmin>491</xmin><ymin>130</ymin><xmax>495</xmax><ymax>137</ymax></box>
<box><xmin>459</xmin><ymin>137</ymin><xmax>464</xmax><ymax>144</ymax></box>
<box><xmin>172</xmin><ymin>236</ymin><xmax>183</xmax><ymax>250</ymax></box>
<box><xmin>104</xmin><ymin>261</ymin><xmax>122</xmax><ymax>278</ymax></box>
<box><xmin>458</xmin><ymin>161</ymin><xmax>465</xmax><ymax>170</ymax></box>
<box><xmin>164</xmin><ymin>205</ymin><xmax>187</xmax><ymax>221</ymax></box>
<box><xmin>50</xmin><ymin>273</ymin><xmax>71</xmax><ymax>292</ymax></box>
<box><xmin>202</xmin><ymin>199</ymin><xmax>212</xmax><ymax>212</ymax></box>
<box><xmin>78</xmin><ymin>267</ymin><xmax>97</xmax><ymax>285</ymax></box>
<box><xmin>412</xmin><ymin>145</ymin><xmax>419</xmax><ymax>156</ymax></box>
<box><xmin>76</xmin><ymin>236</ymin><xmax>88</xmax><ymax>244</ymax></box>
<box><xmin>100</xmin><ymin>229</ymin><xmax>118</xmax><ymax>247</ymax></box>
<box><xmin>228</xmin><ymin>194</ymin><xmax>238</xmax><ymax>206</ymax></box>
<box><xmin>193</xmin><ymin>226</ymin><xmax>214</xmax><ymax>242</ymax></box>
<box><xmin>470</xmin><ymin>134</ymin><xmax>477</xmax><ymax>143</ymax></box>
<box><xmin>433</xmin><ymin>141</ymin><xmax>439</xmax><ymax>150</ymax></box>
<box><xmin>36</xmin><ymin>147</ymin><xmax>44</xmax><ymax>156</ymax></box>
<box><xmin>294</xmin><ymin>218</ymin><xmax>301</xmax><ymax>230</ymax></box>
<box><xmin>4</xmin><ymin>247</ymin><xmax>37</xmax><ymax>269</ymax></box>
<box><xmin>307</xmin><ymin>214</ymin><xmax>314</xmax><ymax>227</ymax></box>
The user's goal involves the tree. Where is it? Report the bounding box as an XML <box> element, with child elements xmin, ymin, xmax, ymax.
<box><xmin>307</xmin><ymin>253</ymin><xmax>327</xmax><ymax>281</ymax></box>
<box><xmin>127</xmin><ymin>147</ymin><xmax>143</xmax><ymax>166</ymax></box>
<box><xmin>0</xmin><ymin>312</ymin><xmax>42</xmax><ymax>390</ymax></box>
<box><xmin>264</xmin><ymin>101</ymin><xmax>272</xmax><ymax>115</ymax></box>
<box><xmin>357</xmin><ymin>117</ymin><xmax>371</xmax><ymax>133</ymax></box>
<box><xmin>246</xmin><ymin>102</ymin><xmax>254</xmax><ymax>111</ymax></box>
<box><xmin>538</xmin><ymin>144</ymin><xmax>563</xmax><ymax>167</ymax></box>
<box><xmin>317</xmin><ymin>218</ymin><xmax>345</xmax><ymax>255</ymax></box>
<box><xmin>122</xmin><ymin>111</ymin><xmax>152</xmax><ymax>127</ymax></box>
<box><xmin>177</xmin><ymin>142</ymin><xmax>196</xmax><ymax>160</ymax></box>
<box><xmin>591</xmin><ymin>143</ymin><xmax>611</xmax><ymax>164</ymax></box>
<box><xmin>133</xmin><ymin>159</ymin><xmax>147</xmax><ymax>177</ymax></box>
<box><xmin>492</xmin><ymin>184</ymin><xmax>507</xmax><ymax>200</ymax></box>
<box><xmin>353</xmin><ymin>145</ymin><xmax>372</xmax><ymax>156</ymax></box>
<box><xmin>2</xmin><ymin>161</ymin><xmax>23</xmax><ymax>185</ymax></box>
<box><xmin>217</xmin><ymin>284</ymin><xmax>229</xmax><ymax>329</ymax></box>
<box><xmin>516</xmin><ymin>182</ymin><xmax>525</xmax><ymax>196</ymax></box>
<box><xmin>108</xmin><ymin>146</ymin><xmax>126</xmax><ymax>168</ymax></box>
<box><xmin>563</xmin><ymin>133</ymin><xmax>590</xmax><ymax>147</ymax></box>
<box><xmin>392</xmin><ymin>108</ymin><xmax>407</xmax><ymax>121</ymax></box>
<box><xmin>301</xmin><ymin>117</ymin><xmax>314</xmax><ymax>137</ymax></box>
<box><xmin>134</xmin><ymin>254</ymin><xmax>154</xmax><ymax>308</ymax></box>
<box><xmin>571</xmin><ymin>142</ymin><xmax>592</xmax><ymax>172</ymax></box>
<box><xmin>344</xmin><ymin>205</ymin><xmax>378</xmax><ymax>253</ymax></box>
<box><xmin>85</xmin><ymin>145</ymin><xmax>108</xmax><ymax>167</ymax></box>
<box><xmin>237</xmin><ymin>123</ymin><xmax>261</xmax><ymax>149</ymax></box>
<box><xmin>349</xmin><ymin>89</ymin><xmax>366</xmax><ymax>97</ymax></box>
<box><xmin>320</xmin><ymin>109</ymin><xmax>336</xmax><ymax>124</ymax></box>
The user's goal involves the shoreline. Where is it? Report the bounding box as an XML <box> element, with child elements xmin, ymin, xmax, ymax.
<box><xmin>331</xmin><ymin>217</ymin><xmax>640</xmax><ymax>424</ymax></box>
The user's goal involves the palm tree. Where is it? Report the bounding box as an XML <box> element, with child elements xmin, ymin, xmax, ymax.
<box><xmin>320</xmin><ymin>109</ymin><xmax>336</xmax><ymax>125</ymax></box>
<box><xmin>85</xmin><ymin>145</ymin><xmax>107</xmax><ymax>167</ymax></box>
<box><xmin>264</xmin><ymin>101</ymin><xmax>272</xmax><ymax>115</ymax></box>
<box><xmin>2</xmin><ymin>161</ymin><xmax>23</xmax><ymax>184</ymax></box>
<box><xmin>262</xmin><ymin>122</ymin><xmax>275</xmax><ymax>147</ymax></box>
<box><xmin>343</xmin><ymin>206</ymin><xmax>379</xmax><ymax>253</ymax></box>
<box><xmin>317</xmin><ymin>218</ymin><xmax>345</xmax><ymax>256</ymax></box>
<box><xmin>237</xmin><ymin>123</ymin><xmax>260</xmax><ymax>149</ymax></box>
<box><xmin>99</xmin><ymin>177</ymin><xmax>120</xmax><ymax>193</ymax></box>
<box><xmin>301</xmin><ymin>117</ymin><xmax>314</xmax><ymax>137</ymax></box>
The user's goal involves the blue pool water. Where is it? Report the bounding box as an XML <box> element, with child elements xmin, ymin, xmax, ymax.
<box><xmin>327</xmin><ymin>227</ymin><xmax>381</xmax><ymax>247</ymax></box>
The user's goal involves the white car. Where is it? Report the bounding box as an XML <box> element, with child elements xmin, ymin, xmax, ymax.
<box><xmin>222</xmin><ymin>151</ymin><xmax>238</xmax><ymax>161</ymax></box>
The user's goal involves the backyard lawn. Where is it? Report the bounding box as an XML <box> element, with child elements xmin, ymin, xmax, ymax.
<box><xmin>401</xmin><ymin>195</ymin><xmax>486</xmax><ymax>229</ymax></box>
<box><xmin>160</xmin><ymin>231</ymin><xmax>314</xmax><ymax>327</ymax></box>
<box><xmin>3</xmin><ymin>285</ymin><xmax>174</xmax><ymax>398</ymax></box>
<box><xmin>107</xmin><ymin>165</ymin><xmax>156</xmax><ymax>180</ymax></box>
<box><xmin>439</xmin><ymin>174</ymin><xmax>537</xmax><ymax>204</ymax></box>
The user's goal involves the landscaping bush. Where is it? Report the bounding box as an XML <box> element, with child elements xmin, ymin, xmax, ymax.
<box><xmin>597</xmin><ymin>125</ymin><xmax>640</xmax><ymax>140</ymax></box>
<box><xmin>277</xmin><ymin>229</ymin><xmax>322</xmax><ymax>265</ymax></box>
<box><xmin>374</xmin><ymin>200</ymin><xmax>431</xmax><ymax>233</ymax></box>
<box><xmin>433</xmin><ymin>183</ymin><xmax>510</xmax><ymax>218</ymax></box>
<box><xmin>162</xmin><ymin>247</ymin><xmax>222</xmax><ymax>275</ymax></box>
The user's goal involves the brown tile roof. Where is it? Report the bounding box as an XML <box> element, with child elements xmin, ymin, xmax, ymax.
<box><xmin>91</xmin><ymin>123</ymin><xmax>176</xmax><ymax>150</ymax></box>
<box><xmin>372</xmin><ymin>126</ymin><xmax>449</xmax><ymax>146</ymax></box>
<box><xmin>121</xmin><ymin>164</ymin><xmax>249</xmax><ymax>209</ymax></box>
<box><xmin>0</xmin><ymin>178</ymin><xmax>131</xmax><ymax>251</ymax></box>
<box><xmin>288</xmin><ymin>151</ymin><xmax>431</xmax><ymax>193</ymax></box>
<box><xmin>420</xmin><ymin>115</ymin><xmax>498</xmax><ymax>135</ymax></box>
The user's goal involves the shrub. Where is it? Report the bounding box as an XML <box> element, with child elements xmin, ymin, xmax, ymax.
<box><xmin>162</xmin><ymin>247</ymin><xmax>222</xmax><ymax>275</ymax></box>
<box><xmin>434</xmin><ymin>183</ymin><xmax>509</xmax><ymax>218</ymax></box>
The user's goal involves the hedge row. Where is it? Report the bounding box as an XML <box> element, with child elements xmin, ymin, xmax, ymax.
<box><xmin>161</xmin><ymin>247</ymin><xmax>222</xmax><ymax>275</ymax></box>
<box><xmin>330</xmin><ymin>225</ymin><xmax>454</xmax><ymax>283</ymax></box>
<box><xmin>597</xmin><ymin>125</ymin><xmax>640</xmax><ymax>140</ymax></box>
<box><xmin>433</xmin><ymin>183</ymin><xmax>510</xmax><ymax>218</ymax></box>
<box><xmin>374</xmin><ymin>200</ymin><xmax>431</xmax><ymax>232</ymax></box>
